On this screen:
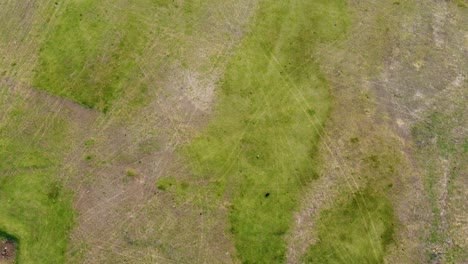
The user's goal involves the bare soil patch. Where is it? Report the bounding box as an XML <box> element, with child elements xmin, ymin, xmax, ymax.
<box><xmin>0</xmin><ymin>240</ymin><xmax>16</xmax><ymax>263</ymax></box>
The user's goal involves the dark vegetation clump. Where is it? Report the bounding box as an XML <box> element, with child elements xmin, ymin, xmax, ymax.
<box><xmin>48</xmin><ymin>182</ymin><xmax>62</xmax><ymax>200</ymax></box>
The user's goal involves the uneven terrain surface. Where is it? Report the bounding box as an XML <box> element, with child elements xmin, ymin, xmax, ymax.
<box><xmin>0</xmin><ymin>0</ymin><xmax>466</xmax><ymax>263</ymax></box>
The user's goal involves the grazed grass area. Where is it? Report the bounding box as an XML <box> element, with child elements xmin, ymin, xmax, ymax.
<box><xmin>0</xmin><ymin>92</ymin><xmax>74</xmax><ymax>263</ymax></box>
<box><xmin>186</xmin><ymin>0</ymin><xmax>350</xmax><ymax>262</ymax></box>
<box><xmin>303</xmin><ymin>190</ymin><xmax>394</xmax><ymax>263</ymax></box>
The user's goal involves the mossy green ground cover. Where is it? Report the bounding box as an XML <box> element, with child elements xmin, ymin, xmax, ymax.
<box><xmin>0</xmin><ymin>94</ymin><xmax>74</xmax><ymax>263</ymax></box>
<box><xmin>186</xmin><ymin>0</ymin><xmax>351</xmax><ymax>262</ymax></box>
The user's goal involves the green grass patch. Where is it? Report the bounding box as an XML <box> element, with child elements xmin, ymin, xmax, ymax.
<box><xmin>185</xmin><ymin>0</ymin><xmax>350</xmax><ymax>262</ymax></box>
<box><xmin>0</xmin><ymin>171</ymin><xmax>75</xmax><ymax>264</ymax></box>
<box><xmin>33</xmin><ymin>0</ymin><xmax>153</xmax><ymax>112</ymax></box>
<box><xmin>0</xmin><ymin>93</ymin><xmax>74</xmax><ymax>263</ymax></box>
<box><xmin>302</xmin><ymin>189</ymin><xmax>395</xmax><ymax>263</ymax></box>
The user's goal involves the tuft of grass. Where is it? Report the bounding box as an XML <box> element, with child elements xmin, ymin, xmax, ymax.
<box><xmin>302</xmin><ymin>189</ymin><xmax>395</xmax><ymax>263</ymax></box>
<box><xmin>126</xmin><ymin>169</ymin><xmax>137</xmax><ymax>178</ymax></box>
<box><xmin>463</xmin><ymin>138</ymin><xmax>468</xmax><ymax>153</ymax></box>
<box><xmin>156</xmin><ymin>177</ymin><xmax>177</xmax><ymax>191</ymax></box>
<box><xmin>84</xmin><ymin>154</ymin><xmax>94</xmax><ymax>161</ymax></box>
<box><xmin>454</xmin><ymin>0</ymin><xmax>467</xmax><ymax>8</ymax></box>
<box><xmin>84</xmin><ymin>138</ymin><xmax>95</xmax><ymax>147</ymax></box>
<box><xmin>185</xmin><ymin>0</ymin><xmax>350</xmax><ymax>262</ymax></box>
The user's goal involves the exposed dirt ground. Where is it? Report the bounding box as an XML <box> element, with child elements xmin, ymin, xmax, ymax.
<box><xmin>0</xmin><ymin>240</ymin><xmax>16</xmax><ymax>264</ymax></box>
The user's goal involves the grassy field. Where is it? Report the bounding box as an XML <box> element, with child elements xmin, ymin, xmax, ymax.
<box><xmin>1</xmin><ymin>0</ymin><xmax>466</xmax><ymax>263</ymax></box>
<box><xmin>185</xmin><ymin>0</ymin><xmax>350</xmax><ymax>262</ymax></box>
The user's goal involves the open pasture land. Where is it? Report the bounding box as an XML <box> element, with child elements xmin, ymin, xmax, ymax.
<box><xmin>0</xmin><ymin>0</ymin><xmax>466</xmax><ymax>263</ymax></box>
